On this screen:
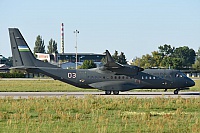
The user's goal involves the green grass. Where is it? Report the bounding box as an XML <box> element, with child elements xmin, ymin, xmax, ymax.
<box><xmin>0</xmin><ymin>79</ymin><xmax>99</xmax><ymax>92</ymax></box>
<box><xmin>0</xmin><ymin>79</ymin><xmax>199</xmax><ymax>132</ymax></box>
<box><xmin>0</xmin><ymin>96</ymin><xmax>199</xmax><ymax>133</ymax></box>
<box><xmin>0</xmin><ymin>78</ymin><xmax>199</xmax><ymax>92</ymax></box>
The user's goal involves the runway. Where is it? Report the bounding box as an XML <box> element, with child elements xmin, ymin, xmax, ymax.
<box><xmin>0</xmin><ymin>91</ymin><xmax>199</xmax><ymax>99</ymax></box>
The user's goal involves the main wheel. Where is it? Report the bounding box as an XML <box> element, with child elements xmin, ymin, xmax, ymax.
<box><xmin>105</xmin><ymin>90</ymin><xmax>112</xmax><ymax>95</ymax></box>
<box><xmin>113</xmin><ymin>91</ymin><xmax>119</xmax><ymax>95</ymax></box>
<box><xmin>174</xmin><ymin>90</ymin><xmax>179</xmax><ymax>95</ymax></box>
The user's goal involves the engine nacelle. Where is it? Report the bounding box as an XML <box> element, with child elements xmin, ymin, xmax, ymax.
<box><xmin>108</xmin><ymin>65</ymin><xmax>144</xmax><ymax>75</ymax></box>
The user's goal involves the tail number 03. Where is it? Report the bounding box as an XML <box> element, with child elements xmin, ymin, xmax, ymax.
<box><xmin>68</xmin><ymin>73</ymin><xmax>76</xmax><ymax>78</ymax></box>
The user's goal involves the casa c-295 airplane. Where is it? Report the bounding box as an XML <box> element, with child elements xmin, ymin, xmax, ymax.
<box><xmin>8</xmin><ymin>28</ymin><xmax>195</xmax><ymax>95</ymax></box>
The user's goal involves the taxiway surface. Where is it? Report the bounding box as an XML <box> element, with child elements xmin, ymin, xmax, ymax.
<box><xmin>0</xmin><ymin>92</ymin><xmax>199</xmax><ymax>99</ymax></box>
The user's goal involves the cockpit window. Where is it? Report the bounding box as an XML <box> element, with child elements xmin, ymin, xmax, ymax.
<box><xmin>175</xmin><ymin>73</ymin><xmax>187</xmax><ymax>78</ymax></box>
<box><xmin>181</xmin><ymin>73</ymin><xmax>187</xmax><ymax>77</ymax></box>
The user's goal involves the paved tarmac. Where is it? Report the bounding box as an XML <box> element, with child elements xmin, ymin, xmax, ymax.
<box><xmin>0</xmin><ymin>91</ymin><xmax>199</xmax><ymax>99</ymax></box>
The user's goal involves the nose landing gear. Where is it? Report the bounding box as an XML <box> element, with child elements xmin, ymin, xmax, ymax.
<box><xmin>174</xmin><ymin>89</ymin><xmax>179</xmax><ymax>95</ymax></box>
<box><xmin>174</xmin><ymin>88</ymin><xmax>189</xmax><ymax>95</ymax></box>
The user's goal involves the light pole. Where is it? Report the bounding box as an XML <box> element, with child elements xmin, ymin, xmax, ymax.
<box><xmin>74</xmin><ymin>30</ymin><xmax>79</xmax><ymax>69</ymax></box>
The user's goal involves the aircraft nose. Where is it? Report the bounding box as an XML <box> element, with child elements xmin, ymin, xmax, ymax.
<box><xmin>186</xmin><ymin>78</ymin><xmax>195</xmax><ymax>87</ymax></box>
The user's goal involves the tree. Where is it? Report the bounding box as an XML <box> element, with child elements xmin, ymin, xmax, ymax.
<box><xmin>131</xmin><ymin>44</ymin><xmax>196</xmax><ymax>69</ymax></box>
<box><xmin>192</xmin><ymin>47</ymin><xmax>200</xmax><ymax>70</ymax></box>
<box><xmin>171</xmin><ymin>58</ymin><xmax>182</xmax><ymax>69</ymax></box>
<box><xmin>192</xmin><ymin>58</ymin><xmax>200</xmax><ymax>70</ymax></box>
<box><xmin>80</xmin><ymin>60</ymin><xmax>97</xmax><ymax>69</ymax></box>
<box><xmin>118</xmin><ymin>52</ymin><xmax>127</xmax><ymax>64</ymax></box>
<box><xmin>112</xmin><ymin>50</ymin><xmax>127</xmax><ymax>64</ymax></box>
<box><xmin>196</xmin><ymin>47</ymin><xmax>200</xmax><ymax>57</ymax></box>
<box><xmin>172</xmin><ymin>46</ymin><xmax>196</xmax><ymax>68</ymax></box>
<box><xmin>47</xmin><ymin>38</ymin><xmax>58</xmax><ymax>54</ymax></box>
<box><xmin>158</xmin><ymin>44</ymin><xmax>175</xmax><ymax>57</ymax></box>
<box><xmin>141</xmin><ymin>54</ymin><xmax>154</xmax><ymax>68</ymax></box>
<box><xmin>34</xmin><ymin>35</ymin><xmax>45</xmax><ymax>53</ymax></box>
<box><xmin>112</xmin><ymin>50</ymin><xmax>119</xmax><ymax>62</ymax></box>
<box><xmin>151</xmin><ymin>51</ymin><xmax>162</xmax><ymax>67</ymax></box>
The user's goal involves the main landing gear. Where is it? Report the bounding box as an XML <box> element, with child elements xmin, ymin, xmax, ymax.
<box><xmin>105</xmin><ymin>90</ymin><xmax>119</xmax><ymax>95</ymax></box>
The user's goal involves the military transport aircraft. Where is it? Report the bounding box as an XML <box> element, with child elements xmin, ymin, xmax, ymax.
<box><xmin>9</xmin><ymin>28</ymin><xmax>195</xmax><ymax>95</ymax></box>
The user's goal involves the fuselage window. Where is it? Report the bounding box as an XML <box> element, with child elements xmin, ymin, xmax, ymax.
<box><xmin>115</xmin><ymin>76</ymin><xmax>117</xmax><ymax>79</ymax></box>
<box><xmin>153</xmin><ymin>76</ymin><xmax>156</xmax><ymax>79</ymax></box>
<box><xmin>149</xmin><ymin>76</ymin><xmax>151</xmax><ymax>79</ymax></box>
<box><xmin>142</xmin><ymin>76</ymin><xmax>144</xmax><ymax>79</ymax></box>
<box><xmin>126</xmin><ymin>76</ymin><xmax>129</xmax><ymax>79</ymax></box>
<box><xmin>103</xmin><ymin>76</ymin><xmax>105</xmax><ymax>79</ymax></box>
<box><xmin>145</xmin><ymin>76</ymin><xmax>148</xmax><ymax>79</ymax></box>
<box><xmin>122</xmin><ymin>76</ymin><xmax>124</xmax><ymax>79</ymax></box>
<box><xmin>111</xmin><ymin>76</ymin><xmax>113</xmax><ymax>79</ymax></box>
<box><xmin>118</xmin><ymin>76</ymin><xmax>120</xmax><ymax>79</ymax></box>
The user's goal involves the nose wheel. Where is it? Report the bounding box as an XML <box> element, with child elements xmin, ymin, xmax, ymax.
<box><xmin>174</xmin><ymin>89</ymin><xmax>179</xmax><ymax>95</ymax></box>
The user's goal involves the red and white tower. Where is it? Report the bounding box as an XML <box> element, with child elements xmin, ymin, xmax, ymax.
<box><xmin>61</xmin><ymin>23</ymin><xmax>64</xmax><ymax>54</ymax></box>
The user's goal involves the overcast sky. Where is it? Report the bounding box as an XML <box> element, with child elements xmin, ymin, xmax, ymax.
<box><xmin>0</xmin><ymin>0</ymin><xmax>199</xmax><ymax>60</ymax></box>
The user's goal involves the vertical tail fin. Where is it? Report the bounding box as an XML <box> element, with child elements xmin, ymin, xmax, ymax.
<box><xmin>9</xmin><ymin>28</ymin><xmax>58</xmax><ymax>68</ymax></box>
<box><xmin>104</xmin><ymin>50</ymin><xmax>122</xmax><ymax>68</ymax></box>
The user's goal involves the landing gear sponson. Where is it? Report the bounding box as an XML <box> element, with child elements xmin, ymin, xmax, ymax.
<box><xmin>105</xmin><ymin>90</ymin><xmax>119</xmax><ymax>95</ymax></box>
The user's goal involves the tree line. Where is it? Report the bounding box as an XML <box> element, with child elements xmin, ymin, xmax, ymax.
<box><xmin>104</xmin><ymin>45</ymin><xmax>199</xmax><ymax>70</ymax></box>
<box><xmin>33</xmin><ymin>35</ymin><xmax>58</xmax><ymax>54</ymax></box>
<box><xmin>30</xmin><ymin>35</ymin><xmax>200</xmax><ymax>70</ymax></box>
<box><xmin>131</xmin><ymin>44</ymin><xmax>198</xmax><ymax>70</ymax></box>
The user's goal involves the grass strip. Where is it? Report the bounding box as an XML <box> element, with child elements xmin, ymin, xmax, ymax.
<box><xmin>0</xmin><ymin>96</ymin><xmax>199</xmax><ymax>133</ymax></box>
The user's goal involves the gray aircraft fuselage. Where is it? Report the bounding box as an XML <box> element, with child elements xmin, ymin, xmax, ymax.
<box><xmin>26</xmin><ymin>66</ymin><xmax>194</xmax><ymax>93</ymax></box>
<box><xmin>9</xmin><ymin>28</ymin><xmax>195</xmax><ymax>95</ymax></box>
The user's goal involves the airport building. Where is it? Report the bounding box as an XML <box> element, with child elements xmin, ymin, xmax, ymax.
<box><xmin>0</xmin><ymin>54</ymin><xmax>7</xmax><ymax>64</ymax></box>
<box><xmin>35</xmin><ymin>52</ymin><xmax>105</xmax><ymax>69</ymax></box>
<box><xmin>0</xmin><ymin>55</ymin><xmax>9</xmax><ymax>72</ymax></box>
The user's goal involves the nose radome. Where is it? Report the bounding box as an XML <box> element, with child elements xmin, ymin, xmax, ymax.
<box><xmin>187</xmin><ymin>79</ymin><xmax>195</xmax><ymax>87</ymax></box>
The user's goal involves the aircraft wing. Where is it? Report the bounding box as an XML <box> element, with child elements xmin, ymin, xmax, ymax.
<box><xmin>103</xmin><ymin>50</ymin><xmax>143</xmax><ymax>75</ymax></box>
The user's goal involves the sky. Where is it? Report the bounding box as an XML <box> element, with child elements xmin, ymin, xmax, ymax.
<box><xmin>0</xmin><ymin>0</ymin><xmax>200</xmax><ymax>60</ymax></box>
